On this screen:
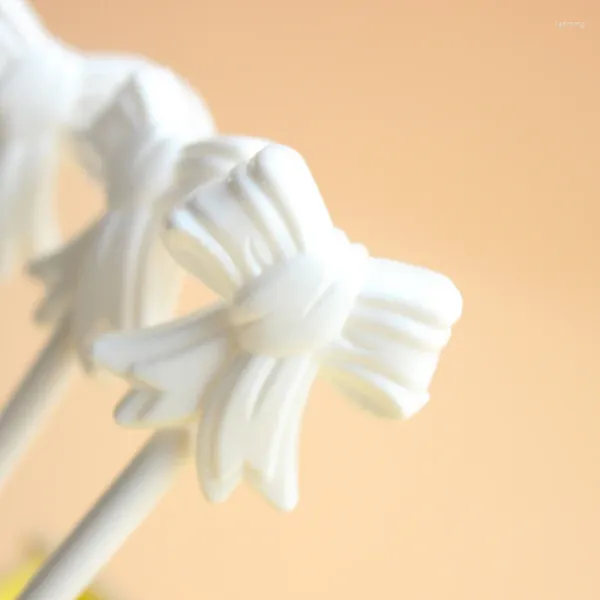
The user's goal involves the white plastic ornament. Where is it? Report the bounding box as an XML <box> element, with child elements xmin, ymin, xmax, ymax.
<box><xmin>0</xmin><ymin>66</ymin><xmax>226</xmax><ymax>491</ymax></box>
<box><xmin>28</xmin><ymin>66</ymin><xmax>217</xmax><ymax>367</ymax></box>
<box><xmin>0</xmin><ymin>0</ymin><xmax>82</xmax><ymax>276</ymax></box>
<box><xmin>0</xmin><ymin>0</ymin><xmax>212</xmax><ymax>278</ymax></box>
<box><xmin>95</xmin><ymin>143</ymin><xmax>464</xmax><ymax>511</ymax></box>
<box><xmin>18</xmin><ymin>143</ymin><xmax>463</xmax><ymax>600</ymax></box>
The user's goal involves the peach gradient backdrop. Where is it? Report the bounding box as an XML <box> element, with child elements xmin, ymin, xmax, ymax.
<box><xmin>0</xmin><ymin>1</ymin><xmax>599</xmax><ymax>599</ymax></box>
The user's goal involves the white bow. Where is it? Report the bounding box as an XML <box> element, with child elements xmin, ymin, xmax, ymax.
<box><xmin>0</xmin><ymin>0</ymin><xmax>217</xmax><ymax>279</ymax></box>
<box><xmin>27</xmin><ymin>65</ymin><xmax>266</xmax><ymax>369</ymax></box>
<box><xmin>93</xmin><ymin>144</ymin><xmax>463</xmax><ymax>512</ymax></box>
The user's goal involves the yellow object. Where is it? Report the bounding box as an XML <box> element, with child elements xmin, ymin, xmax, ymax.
<box><xmin>0</xmin><ymin>554</ymin><xmax>103</xmax><ymax>600</ymax></box>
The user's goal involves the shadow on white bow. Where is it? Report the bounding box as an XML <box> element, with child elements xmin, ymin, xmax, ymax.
<box><xmin>93</xmin><ymin>144</ymin><xmax>464</xmax><ymax>512</ymax></box>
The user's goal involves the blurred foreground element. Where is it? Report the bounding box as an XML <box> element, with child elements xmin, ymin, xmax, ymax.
<box><xmin>0</xmin><ymin>553</ymin><xmax>104</xmax><ymax>599</ymax></box>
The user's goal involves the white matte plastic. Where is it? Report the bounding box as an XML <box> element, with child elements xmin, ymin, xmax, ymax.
<box><xmin>0</xmin><ymin>320</ymin><xmax>77</xmax><ymax>487</ymax></box>
<box><xmin>0</xmin><ymin>0</ymin><xmax>81</xmax><ymax>276</ymax></box>
<box><xmin>28</xmin><ymin>66</ymin><xmax>217</xmax><ymax>368</ymax></box>
<box><xmin>18</xmin><ymin>428</ymin><xmax>191</xmax><ymax>600</ymax></box>
<box><xmin>0</xmin><ymin>0</ymin><xmax>217</xmax><ymax>279</ymax></box>
<box><xmin>0</xmin><ymin>61</ymin><xmax>270</xmax><ymax>490</ymax></box>
<box><xmin>94</xmin><ymin>144</ymin><xmax>464</xmax><ymax>512</ymax></box>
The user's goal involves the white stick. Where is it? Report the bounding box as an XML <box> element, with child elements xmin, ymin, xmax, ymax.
<box><xmin>18</xmin><ymin>428</ymin><xmax>192</xmax><ymax>600</ymax></box>
<box><xmin>0</xmin><ymin>319</ymin><xmax>77</xmax><ymax>489</ymax></box>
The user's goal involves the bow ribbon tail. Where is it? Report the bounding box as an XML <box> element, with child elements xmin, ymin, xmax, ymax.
<box><xmin>27</xmin><ymin>221</ymin><xmax>98</xmax><ymax>325</ymax></box>
<box><xmin>197</xmin><ymin>353</ymin><xmax>318</xmax><ymax>511</ymax></box>
<box><xmin>93</xmin><ymin>304</ymin><xmax>234</xmax><ymax>427</ymax></box>
<box><xmin>64</xmin><ymin>205</ymin><xmax>166</xmax><ymax>368</ymax></box>
<box><xmin>69</xmin><ymin>211</ymin><xmax>134</xmax><ymax>367</ymax></box>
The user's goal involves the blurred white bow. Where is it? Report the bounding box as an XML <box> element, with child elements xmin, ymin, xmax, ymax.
<box><xmin>0</xmin><ymin>0</ymin><xmax>80</xmax><ymax>276</ymax></box>
<box><xmin>27</xmin><ymin>65</ymin><xmax>269</xmax><ymax>369</ymax></box>
<box><xmin>94</xmin><ymin>144</ymin><xmax>463</xmax><ymax>512</ymax></box>
<box><xmin>0</xmin><ymin>0</ymin><xmax>215</xmax><ymax>279</ymax></box>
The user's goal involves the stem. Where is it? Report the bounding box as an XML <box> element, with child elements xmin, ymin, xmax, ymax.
<box><xmin>18</xmin><ymin>428</ymin><xmax>192</xmax><ymax>600</ymax></box>
<box><xmin>0</xmin><ymin>319</ymin><xmax>77</xmax><ymax>490</ymax></box>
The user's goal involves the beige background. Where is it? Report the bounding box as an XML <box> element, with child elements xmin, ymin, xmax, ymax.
<box><xmin>0</xmin><ymin>0</ymin><xmax>599</xmax><ymax>598</ymax></box>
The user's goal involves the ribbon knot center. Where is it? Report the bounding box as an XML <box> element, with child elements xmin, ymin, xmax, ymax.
<box><xmin>228</xmin><ymin>240</ymin><xmax>368</xmax><ymax>358</ymax></box>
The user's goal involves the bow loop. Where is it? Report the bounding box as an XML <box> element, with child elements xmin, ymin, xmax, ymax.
<box><xmin>173</xmin><ymin>136</ymin><xmax>271</xmax><ymax>199</ymax></box>
<box><xmin>322</xmin><ymin>258</ymin><xmax>463</xmax><ymax>419</ymax></box>
<box><xmin>0</xmin><ymin>0</ymin><xmax>53</xmax><ymax>59</ymax></box>
<box><xmin>82</xmin><ymin>67</ymin><xmax>214</xmax><ymax>208</ymax></box>
<box><xmin>164</xmin><ymin>144</ymin><xmax>336</xmax><ymax>300</ymax></box>
<box><xmin>0</xmin><ymin>39</ymin><xmax>81</xmax><ymax>136</ymax></box>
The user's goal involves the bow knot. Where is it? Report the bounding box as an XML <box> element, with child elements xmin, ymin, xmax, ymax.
<box><xmin>228</xmin><ymin>236</ymin><xmax>369</xmax><ymax>357</ymax></box>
